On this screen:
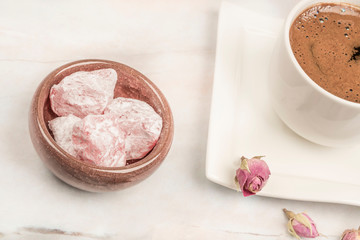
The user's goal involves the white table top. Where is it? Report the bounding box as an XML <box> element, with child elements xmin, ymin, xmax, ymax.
<box><xmin>0</xmin><ymin>0</ymin><xmax>359</xmax><ymax>239</ymax></box>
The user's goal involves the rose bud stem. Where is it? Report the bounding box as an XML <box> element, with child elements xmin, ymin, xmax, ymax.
<box><xmin>283</xmin><ymin>208</ymin><xmax>296</xmax><ymax>219</ymax></box>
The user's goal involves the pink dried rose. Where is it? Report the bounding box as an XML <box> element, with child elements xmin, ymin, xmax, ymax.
<box><xmin>341</xmin><ymin>227</ymin><xmax>360</xmax><ymax>240</ymax></box>
<box><xmin>283</xmin><ymin>208</ymin><xmax>319</xmax><ymax>239</ymax></box>
<box><xmin>235</xmin><ymin>156</ymin><xmax>271</xmax><ymax>197</ymax></box>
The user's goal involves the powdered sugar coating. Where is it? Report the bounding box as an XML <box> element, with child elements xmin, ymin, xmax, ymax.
<box><xmin>72</xmin><ymin>115</ymin><xmax>126</xmax><ymax>167</ymax></box>
<box><xmin>105</xmin><ymin>97</ymin><xmax>163</xmax><ymax>160</ymax></box>
<box><xmin>50</xmin><ymin>69</ymin><xmax>117</xmax><ymax>118</ymax></box>
<box><xmin>48</xmin><ymin>114</ymin><xmax>81</xmax><ymax>156</ymax></box>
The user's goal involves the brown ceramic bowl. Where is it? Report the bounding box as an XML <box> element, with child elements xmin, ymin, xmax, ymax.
<box><xmin>29</xmin><ymin>59</ymin><xmax>174</xmax><ymax>192</ymax></box>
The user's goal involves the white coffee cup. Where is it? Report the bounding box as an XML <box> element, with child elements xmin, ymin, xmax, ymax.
<box><xmin>270</xmin><ymin>0</ymin><xmax>360</xmax><ymax>147</ymax></box>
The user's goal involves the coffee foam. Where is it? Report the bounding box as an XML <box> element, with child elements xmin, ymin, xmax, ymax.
<box><xmin>290</xmin><ymin>3</ymin><xmax>360</xmax><ymax>103</ymax></box>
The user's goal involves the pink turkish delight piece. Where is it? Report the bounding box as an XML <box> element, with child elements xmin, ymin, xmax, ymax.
<box><xmin>72</xmin><ymin>115</ymin><xmax>126</xmax><ymax>167</ymax></box>
<box><xmin>48</xmin><ymin>114</ymin><xmax>81</xmax><ymax>156</ymax></box>
<box><xmin>50</xmin><ymin>68</ymin><xmax>117</xmax><ymax>118</ymax></box>
<box><xmin>104</xmin><ymin>97</ymin><xmax>163</xmax><ymax>160</ymax></box>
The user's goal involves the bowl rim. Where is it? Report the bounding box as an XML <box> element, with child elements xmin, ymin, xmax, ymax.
<box><xmin>35</xmin><ymin>59</ymin><xmax>173</xmax><ymax>172</ymax></box>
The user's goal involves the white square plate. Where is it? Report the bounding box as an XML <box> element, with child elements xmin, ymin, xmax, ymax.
<box><xmin>206</xmin><ymin>0</ymin><xmax>360</xmax><ymax>206</ymax></box>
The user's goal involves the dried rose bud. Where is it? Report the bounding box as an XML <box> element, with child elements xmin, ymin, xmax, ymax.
<box><xmin>283</xmin><ymin>208</ymin><xmax>319</xmax><ymax>239</ymax></box>
<box><xmin>341</xmin><ymin>227</ymin><xmax>360</xmax><ymax>240</ymax></box>
<box><xmin>235</xmin><ymin>156</ymin><xmax>271</xmax><ymax>197</ymax></box>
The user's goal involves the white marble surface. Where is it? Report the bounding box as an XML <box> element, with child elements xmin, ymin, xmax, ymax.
<box><xmin>0</xmin><ymin>0</ymin><xmax>359</xmax><ymax>239</ymax></box>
